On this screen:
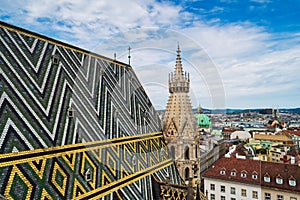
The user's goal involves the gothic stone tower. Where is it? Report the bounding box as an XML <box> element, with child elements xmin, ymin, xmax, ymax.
<box><xmin>163</xmin><ymin>45</ymin><xmax>201</xmax><ymax>188</ymax></box>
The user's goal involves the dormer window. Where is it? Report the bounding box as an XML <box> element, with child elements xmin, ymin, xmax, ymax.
<box><xmin>241</xmin><ymin>170</ymin><xmax>247</xmax><ymax>178</ymax></box>
<box><xmin>68</xmin><ymin>107</ymin><xmax>74</xmax><ymax>118</ymax></box>
<box><xmin>51</xmin><ymin>54</ymin><xmax>59</xmax><ymax>65</ymax></box>
<box><xmin>231</xmin><ymin>169</ymin><xmax>237</xmax><ymax>176</ymax></box>
<box><xmin>276</xmin><ymin>176</ymin><xmax>283</xmax><ymax>184</ymax></box>
<box><xmin>252</xmin><ymin>171</ymin><xmax>258</xmax><ymax>180</ymax></box>
<box><xmin>264</xmin><ymin>174</ymin><xmax>270</xmax><ymax>182</ymax></box>
<box><xmin>220</xmin><ymin>168</ymin><xmax>226</xmax><ymax>175</ymax></box>
<box><xmin>289</xmin><ymin>177</ymin><xmax>296</xmax><ymax>187</ymax></box>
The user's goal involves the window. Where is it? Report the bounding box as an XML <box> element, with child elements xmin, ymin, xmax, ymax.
<box><xmin>289</xmin><ymin>179</ymin><xmax>296</xmax><ymax>187</ymax></box>
<box><xmin>231</xmin><ymin>198</ymin><xmax>236</xmax><ymax>200</ymax></box>
<box><xmin>241</xmin><ymin>173</ymin><xmax>247</xmax><ymax>178</ymax></box>
<box><xmin>220</xmin><ymin>169</ymin><xmax>226</xmax><ymax>175</ymax></box>
<box><xmin>221</xmin><ymin>196</ymin><xmax>226</xmax><ymax>200</ymax></box>
<box><xmin>230</xmin><ymin>187</ymin><xmax>236</xmax><ymax>195</ymax></box>
<box><xmin>252</xmin><ymin>191</ymin><xmax>258</xmax><ymax>199</ymax></box>
<box><xmin>241</xmin><ymin>189</ymin><xmax>246</xmax><ymax>197</ymax></box>
<box><xmin>231</xmin><ymin>170</ymin><xmax>237</xmax><ymax>176</ymax></box>
<box><xmin>185</xmin><ymin>168</ymin><xmax>190</xmax><ymax>180</ymax></box>
<box><xmin>290</xmin><ymin>197</ymin><xmax>297</xmax><ymax>200</ymax></box>
<box><xmin>210</xmin><ymin>194</ymin><xmax>215</xmax><ymax>200</ymax></box>
<box><xmin>276</xmin><ymin>177</ymin><xmax>283</xmax><ymax>184</ymax></box>
<box><xmin>277</xmin><ymin>195</ymin><xmax>284</xmax><ymax>200</ymax></box>
<box><xmin>184</xmin><ymin>146</ymin><xmax>189</xmax><ymax>160</ymax></box>
<box><xmin>52</xmin><ymin>55</ymin><xmax>59</xmax><ymax>64</ymax></box>
<box><xmin>170</xmin><ymin>146</ymin><xmax>175</xmax><ymax>160</ymax></box>
<box><xmin>221</xmin><ymin>185</ymin><xmax>225</xmax><ymax>192</ymax></box>
<box><xmin>68</xmin><ymin>107</ymin><xmax>74</xmax><ymax>117</ymax></box>
<box><xmin>265</xmin><ymin>193</ymin><xmax>271</xmax><ymax>200</ymax></box>
<box><xmin>264</xmin><ymin>176</ymin><xmax>270</xmax><ymax>182</ymax></box>
<box><xmin>252</xmin><ymin>172</ymin><xmax>258</xmax><ymax>179</ymax></box>
<box><xmin>210</xmin><ymin>184</ymin><xmax>215</xmax><ymax>191</ymax></box>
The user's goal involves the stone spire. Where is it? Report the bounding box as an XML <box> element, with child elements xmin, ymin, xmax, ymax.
<box><xmin>174</xmin><ymin>44</ymin><xmax>184</xmax><ymax>81</ymax></box>
<box><xmin>163</xmin><ymin>45</ymin><xmax>197</xmax><ymax>137</ymax></box>
<box><xmin>163</xmin><ymin>45</ymin><xmax>201</xmax><ymax>189</ymax></box>
<box><xmin>169</xmin><ymin>44</ymin><xmax>190</xmax><ymax>93</ymax></box>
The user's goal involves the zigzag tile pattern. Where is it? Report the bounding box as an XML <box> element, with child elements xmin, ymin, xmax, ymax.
<box><xmin>0</xmin><ymin>21</ymin><xmax>185</xmax><ymax>199</ymax></box>
<box><xmin>0</xmin><ymin>132</ymin><xmax>176</xmax><ymax>199</ymax></box>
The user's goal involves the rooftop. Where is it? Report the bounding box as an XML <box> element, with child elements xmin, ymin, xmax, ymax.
<box><xmin>254</xmin><ymin>133</ymin><xmax>293</xmax><ymax>142</ymax></box>
<box><xmin>203</xmin><ymin>157</ymin><xmax>261</xmax><ymax>185</ymax></box>
<box><xmin>261</xmin><ymin>162</ymin><xmax>300</xmax><ymax>192</ymax></box>
<box><xmin>203</xmin><ymin>157</ymin><xmax>300</xmax><ymax>192</ymax></box>
<box><xmin>284</xmin><ymin>130</ymin><xmax>300</xmax><ymax>137</ymax></box>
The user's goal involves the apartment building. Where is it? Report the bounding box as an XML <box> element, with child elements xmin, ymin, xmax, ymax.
<box><xmin>203</xmin><ymin>157</ymin><xmax>300</xmax><ymax>200</ymax></box>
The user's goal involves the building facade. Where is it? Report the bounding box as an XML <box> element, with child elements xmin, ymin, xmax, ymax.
<box><xmin>203</xmin><ymin>157</ymin><xmax>300</xmax><ymax>200</ymax></box>
<box><xmin>261</xmin><ymin>161</ymin><xmax>300</xmax><ymax>200</ymax></box>
<box><xmin>203</xmin><ymin>157</ymin><xmax>261</xmax><ymax>200</ymax></box>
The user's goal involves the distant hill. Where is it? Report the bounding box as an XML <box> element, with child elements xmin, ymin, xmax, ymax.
<box><xmin>279</xmin><ymin>108</ymin><xmax>300</xmax><ymax>114</ymax></box>
<box><xmin>193</xmin><ymin>108</ymin><xmax>300</xmax><ymax>114</ymax></box>
<box><xmin>158</xmin><ymin>108</ymin><xmax>300</xmax><ymax>114</ymax></box>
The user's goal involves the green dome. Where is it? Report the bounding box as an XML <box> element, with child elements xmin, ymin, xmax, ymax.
<box><xmin>195</xmin><ymin>113</ymin><xmax>211</xmax><ymax>128</ymax></box>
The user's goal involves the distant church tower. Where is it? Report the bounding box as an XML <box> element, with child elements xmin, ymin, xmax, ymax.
<box><xmin>163</xmin><ymin>45</ymin><xmax>201</xmax><ymax>189</ymax></box>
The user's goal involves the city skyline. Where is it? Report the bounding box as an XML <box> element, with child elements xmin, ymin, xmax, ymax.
<box><xmin>1</xmin><ymin>0</ymin><xmax>299</xmax><ymax>109</ymax></box>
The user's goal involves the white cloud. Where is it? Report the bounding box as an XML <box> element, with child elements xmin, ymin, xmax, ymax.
<box><xmin>1</xmin><ymin>0</ymin><xmax>299</xmax><ymax>108</ymax></box>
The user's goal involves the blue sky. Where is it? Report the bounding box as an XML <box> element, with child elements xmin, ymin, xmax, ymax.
<box><xmin>1</xmin><ymin>0</ymin><xmax>299</xmax><ymax>109</ymax></box>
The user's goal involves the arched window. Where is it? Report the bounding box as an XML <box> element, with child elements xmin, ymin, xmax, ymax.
<box><xmin>170</xmin><ymin>146</ymin><xmax>175</xmax><ymax>160</ymax></box>
<box><xmin>185</xmin><ymin>167</ymin><xmax>190</xmax><ymax>180</ymax></box>
<box><xmin>184</xmin><ymin>146</ymin><xmax>189</xmax><ymax>160</ymax></box>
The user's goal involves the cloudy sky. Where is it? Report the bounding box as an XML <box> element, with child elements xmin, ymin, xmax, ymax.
<box><xmin>1</xmin><ymin>0</ymin><xmax>299</xmax><ymax>109</ymax></box>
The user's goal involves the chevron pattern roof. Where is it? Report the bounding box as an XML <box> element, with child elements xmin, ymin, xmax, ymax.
<box><xmin>0</xmin><ymin>21</ymin><xmax>186</xmax><ymax>199</ymax></box>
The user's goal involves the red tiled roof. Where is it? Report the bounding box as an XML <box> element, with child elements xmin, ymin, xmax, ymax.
<box><xmin>230</xmin><ymin>144</ymin><xmax>252</xmax><ymax>157</ymax></box>
<box><xmin>261</xmin><ymin>162</ymin><xmax>300</xmax><ymax>192</ymax></box>
<box><xmin>202</xmin><ymin>157</ymin><xmax>261</xmax><ymax>185</ymax></box>
<box><xmin>284</xmin><ymin>130</ymin><xmax>300</xmax><ymax>137</ymax></box>
<box><xmin>203</xmin><ymin>157</ymin><xmax>300</xmax><ymax>192</ymax></box>
<box><xmin>222</xmin><ymin>129</ymin><xmax>236</xmax><ymax>133</ymax></box>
